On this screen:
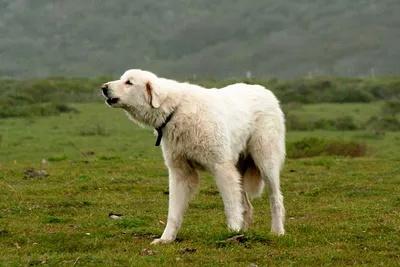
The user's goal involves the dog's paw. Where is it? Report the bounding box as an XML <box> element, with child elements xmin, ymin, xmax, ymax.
<box><xmin>271</xmin><ymin>227</ymin><xmax>285</xmax><ymax>236</ymax></box>
<box><xmin>272</xmin><ymin>230</ymin><xmax>285</xmax><ymax>236</ymax></box>
<box><xmin>150</xmin><ymin>238</ymin><xmax>174</xmax><ymax>245</ymax></box>
<box><xmin>271</xmin><ymin>221</ymin><xmax>285</xmax><ymax>235</ymax></box>
<box><xmin>227</xmin><ymin>221</ymin><xmax>243</xmax><ymax>232</ymax></box>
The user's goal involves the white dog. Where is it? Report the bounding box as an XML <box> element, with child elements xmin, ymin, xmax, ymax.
<box><xmin>101</xmin><ymin>69</ymin><xmax>286</xmax><ymax>244</ymax></box>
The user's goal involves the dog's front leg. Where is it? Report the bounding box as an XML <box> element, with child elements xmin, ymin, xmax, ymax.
<box><xmin>212</xmin><ymin>163</ymin><xmax>244</xmax><ymax>231</ymax></box>
<box><xmin>151</xmin><ymin>165</ymin><xmax>198</xmax><ymax>245</ymax></box>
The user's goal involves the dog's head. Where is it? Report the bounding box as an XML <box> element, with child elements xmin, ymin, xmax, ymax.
<box><xmin>101</xmin><ymin>69</ymin><xmax>167</xmax><ymax>109</ymax></box>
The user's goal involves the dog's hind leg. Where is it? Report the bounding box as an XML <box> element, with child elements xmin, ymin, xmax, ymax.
<box><xmin>262</xmin><ymin>165</ymin><xmax>285</xmax><ymax>235</ymax></box>
<box><xmin>250</xmin><ymin>133</ymin><xmax>285</xmax><ymax>235</ymax></box>
<box><xmin>211</xmin><ymin>162</ymin><xmax>244</xmax><ymax>231</ymax></box>
<box><xmin>151</xmin><ymin>162</ymin><xmax>199</xmax><ymax>245</ymax></box>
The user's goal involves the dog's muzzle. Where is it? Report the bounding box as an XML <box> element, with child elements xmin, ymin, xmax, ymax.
<box><xmin>106</xmin><ymin>98</ymin><xmax>120</xmax><ymax>105</ymax></box>
<box><xmin>101</xmin><ymin>83</ymin><xmax>120</xmax><ymax>106</ymax></box>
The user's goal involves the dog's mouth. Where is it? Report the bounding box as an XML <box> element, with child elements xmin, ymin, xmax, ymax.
<box><xmin>105</xmin><ymin>97</ymin><xmax>120</xmax><ymax>106</ymax></box>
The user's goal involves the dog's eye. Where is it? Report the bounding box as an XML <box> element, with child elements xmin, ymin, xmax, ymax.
<box><xmin>125</xmin><ymin>80</ymin><xmax>133</xmax><ymax>85</ymax></box>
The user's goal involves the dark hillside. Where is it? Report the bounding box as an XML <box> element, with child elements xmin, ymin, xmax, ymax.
<box><xmin>0</xmin><ymin>0</ymin><xmax>399</xmax><ymax>78</ymax></box>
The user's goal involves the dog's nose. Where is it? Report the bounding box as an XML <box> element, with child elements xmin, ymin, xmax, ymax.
<box><xmin>101</xmin><ymin>83</ymin><xmax>109</xmax><ymax>97</ymax></box>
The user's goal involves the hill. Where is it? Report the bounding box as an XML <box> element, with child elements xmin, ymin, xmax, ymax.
<box><xmin>0</xmin><ymin>0</ymin><xmax>399</xmax><ymax>78</ymax></box>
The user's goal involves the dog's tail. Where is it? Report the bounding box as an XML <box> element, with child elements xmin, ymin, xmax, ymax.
<box><xmin>242</xmin><ymin>165</ymin><xmax>265</xmax><ymax>200</ymax></box>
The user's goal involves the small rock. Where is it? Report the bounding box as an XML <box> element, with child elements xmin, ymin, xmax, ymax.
<box><xmin>140</xmin><ymin>248</ymin><xmax>159</xmax><ymax>256</ymax></box>
<box><xmin>108</xmin><ymin>212</ymin><xmax>124</xmax><ymax>219</ymax></box>
<box><xmin>24</xmin><ymin>169</ymin><xmax>48</xmax><ymax>179</ymax></box>
<box><xmin>178</xmin><ymin>248</ymin><xmax>197</xmax><ymax>254</ymax></box>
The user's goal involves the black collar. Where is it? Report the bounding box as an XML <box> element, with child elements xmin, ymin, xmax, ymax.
<box><xmin>154</xmin><ymin>110</ymin><xmax>174</xmax><ymax>146</ymax></box>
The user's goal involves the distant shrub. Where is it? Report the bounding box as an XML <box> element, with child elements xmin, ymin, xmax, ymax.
<box><xmin>364</xmin><ymin>79</ymin><xmax>400</xmax><ymax>100</ymax></box>
<box><xmin>0</xmin><ymin>103</ymin><xmax>78</xmax><ymax>118</ymax></box>
<box><xmin>286</xmin><ymin>114</ymin><xmax>359</xmax><ymax>131</ymax></box>
<box><xmin>331</xmin><ymin>87</ymin><xmax>375</xmax><ymax>103</ymax></box>
<box><xmin>364</xmin><ymin>115</ymin><xmax>400</xmax><ymax>132</ymax></box>
<box><xmin>285</xmin><ymin>114</ymin><xmax>313</xmax><ymax>131</ymax></box>
<box><xmin>287</xmin><ymin>137</ymin><xmax>367</xmax><ymax>158</ymax></box>
<box><xmin>364</xmin><ymin>100</ymin><xmax>400</xmax><ymax>132</ymax></box>
<box><xmin>381</xmin><ymin>100</ymin><xmax>400</xmax><ymax>115</ymax></box>
<box><xmin>6</xmin><ymin>92</ymin><xmax>35</xmax><ymax>105</ymax></box>
<box><xmin>287</xmin><ymin>137</ymin><xmax>326</xmax><ymax>158</ymax></box>
<box><xmin>324</xmin><ymin>140</ymin><xmax>367</xmax><ymax>157</ymax></box>
<box><xmin>271</xmin><ymin>77</ymin><xmax>399</xmax><ymax>104</ymax></box>
<box><xmin>313</xmin><ymin>118</ymin><xmax>336</xmax><ymax>130</ymax></box>
<box><xmin>334</xmin><ymin>116</ymin><xmax>359</xmax><ymax>130</ymax></box>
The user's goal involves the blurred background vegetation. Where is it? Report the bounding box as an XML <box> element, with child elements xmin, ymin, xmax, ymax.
<box><xmin>0</xmin><ymin>0</ymin><xmax>399</xmax><ymax>79</ymax></box>
<box><xmin>1</xmin><ymin>76</ymin><xmax>399</xmax><ymax>134</ymax></box>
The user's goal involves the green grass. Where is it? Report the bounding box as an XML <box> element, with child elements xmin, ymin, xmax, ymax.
<box><xmin>0</xmin><ymin>104</ymin><xmax>163</xmax><ymax>164</ymax></box>
<box><xmin>285</xmin><ymin>102</ymin><xmax>382</xmax><ymax>122</ymax></box>
<box><xmin>287</xmin><ymin>131</ymin><xmax>400</xmax><ymax>159</ymax></box>
<box><xmin>0</xmin><ymin>103</ymin><xmax>399</xmax><ymax>266</ymax></box>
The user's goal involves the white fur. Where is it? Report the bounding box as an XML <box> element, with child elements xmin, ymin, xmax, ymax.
<box><xmin>102</xmin><ymin>69</ymin><xmax>286</xmax><ymax>244</ymax></box>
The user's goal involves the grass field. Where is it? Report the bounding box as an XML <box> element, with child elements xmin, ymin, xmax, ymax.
<box><xmin>0</xmin><ymin>103</ymin><xmax>399</xmax><ymax>266</ymax></box>
<box><xmin>286</xmin><ymin>102</ymin><xmax>382</xmax><ymax>122</ymax></box>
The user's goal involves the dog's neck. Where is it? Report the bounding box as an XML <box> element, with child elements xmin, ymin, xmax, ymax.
<box><xmin>154</xmin><ymin>109</ymin><xmax>175</xmax><ymax>146</ymax></box>
<box><xmin>123</xmin><ymin>91</ymin><xmax>181</xmax><ymax>142</ymax></box>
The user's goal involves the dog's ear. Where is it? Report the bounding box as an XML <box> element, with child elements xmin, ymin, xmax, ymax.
<box><xmin>145</xmin><ymin>81</ymin><xmax>166</xmax><ymax>108</ymax></box>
